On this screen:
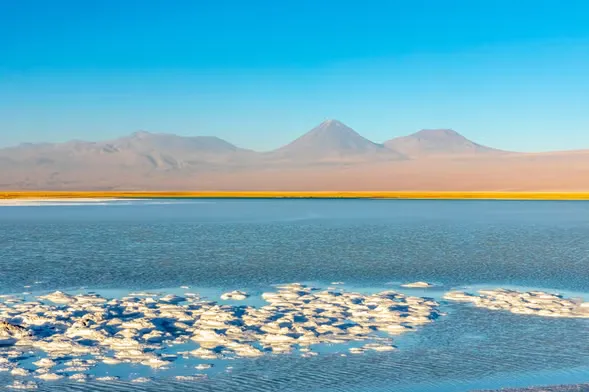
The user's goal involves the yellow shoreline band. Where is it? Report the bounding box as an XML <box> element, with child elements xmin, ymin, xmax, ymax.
<box><xmin>2</xmin><ymin>191</ymin><xmax>589</xmax><ymax>200</ymax></box>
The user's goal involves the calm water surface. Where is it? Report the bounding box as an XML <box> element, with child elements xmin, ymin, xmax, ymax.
<box><xmin>1</xmin><ymin>199</ymin><xmax>589</xmax><ymax>391</ymax></box>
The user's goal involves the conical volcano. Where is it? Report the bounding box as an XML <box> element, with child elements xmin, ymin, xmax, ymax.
<box><xmin>271</xmin><ymin>119</ymin><xmax>404</xmax><ymax>162</ymax></box>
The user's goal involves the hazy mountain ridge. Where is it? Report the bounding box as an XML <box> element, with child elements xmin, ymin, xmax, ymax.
<box><xmin>0</xmin><ymin>120</ymin><xmax>499</xmax><ymax>161</ymax></box>
<box><xmin>2</xmin><ymin>119</ymin><xmax>589</xmax><ymax>190</ymax></box>
<box><xmin>1</xmin><ymin>131</ymin><xmax>258</xmax><ymax>173</ymax></box>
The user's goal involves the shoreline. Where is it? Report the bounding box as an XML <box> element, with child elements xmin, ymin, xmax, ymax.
<box><xmin>3</xmin><ymin>191</ymin><xmax>589</xmax><ymax>201</ymax></box>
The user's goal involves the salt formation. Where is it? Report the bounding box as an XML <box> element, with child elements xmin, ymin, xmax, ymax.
<box><xmin>220</xmin><ymin>290</ymin><xmax>249</xmax><ymax>300</ymax></box>
<box><xmin>6</xmin><ymin>380</ymin><xmax>38</xmax><ymax>389</ymax></box>
<box><xmin>195</xmin><ymin>363</ymin><xmax>213</xmax><ymax>370</ymax></box>
<box><xmin>401</xmin><ymin>282</ymin><xmax>434</xmax><ymax>288</ymax></box>
<box><xmin>0</xmin><ymin>284</ymin><xmax>442</xmax><ymax>384</ymax></box>
<box><xmin>95</xmin><ymin>376</ymin><xmax>119</xmax><ymax>381</ymax></box>
<box><xmin>131</xmin><ymin>377</ymin><xmax>152</xmax><ymax>383</ymax></box>
<box><xmin>1</xmin><ymin>321</ymin><xmax>30</xmax><ymax>346</ymax></box>
<box><xmin>444</xmin><ymin>288</ymin><xmax>589</xmax><ymax>318</ymax></box>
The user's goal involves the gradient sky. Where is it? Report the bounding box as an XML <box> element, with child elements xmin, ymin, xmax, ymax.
<box><xmin>1</xmin><ymin>0</ymin><xmax>588</xmax><ymax>152</ymax></box>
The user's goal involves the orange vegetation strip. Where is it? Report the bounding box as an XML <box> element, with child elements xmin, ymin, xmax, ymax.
<box><xmin>2</xmin><ymin>191</ymin><xmax>589</xmax><ymax>200</ymax></box>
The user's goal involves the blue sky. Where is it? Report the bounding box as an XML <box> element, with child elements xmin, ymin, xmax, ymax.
<box><xmin>1</xmin><ymin>0</ymin><xmax>588</xmax><ymax>152</ymax></box>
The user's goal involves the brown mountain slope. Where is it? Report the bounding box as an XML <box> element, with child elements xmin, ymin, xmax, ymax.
<box><xmin>268</xmin><ymin>120</ymin><xmax>405</xmax><ymax>163</ymax></box>
<box><xmin>384</xmin><ymin>129</ymin><xmax>505</xmax><ymax>158</ymax></box>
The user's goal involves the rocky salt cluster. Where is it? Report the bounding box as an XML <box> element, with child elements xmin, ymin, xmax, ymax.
<box><xmin>444</xmin><ymin>288</ymin><xmax>589</xmax><ymax>318</ymax></box>
<box><xmin>220</xmin><ymin>291</ymin><xmax>249</xmax><ymax>300</ymax></box>
<box><xmin>0</xmin><ymin>284</ymin><xmax>442</xmax><ymax>385</ymax></box>
<box><xmin>400</xmin><ymin>282</ymin><xmax>435</xmax><ymax>288</ymax></box>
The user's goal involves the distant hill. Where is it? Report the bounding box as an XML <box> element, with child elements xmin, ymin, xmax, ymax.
<box><xmin>384</xmin><ymin>129</ymin><xmax>504</xmax><ymax>158</ymax></box>
<box><xmin>269</xmin><ymin>120</ymin><xmax>405</xmax><ymax>162</ymax></box>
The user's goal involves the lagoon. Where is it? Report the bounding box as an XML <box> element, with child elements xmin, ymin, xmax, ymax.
<box><xmin>1</xmin><ymin>199</ymin><xmax>589</xmax><ymax>391</ymax></box>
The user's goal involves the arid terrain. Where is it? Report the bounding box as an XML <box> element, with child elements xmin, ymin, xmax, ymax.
<box><xmin>1</xmin><ymin>120</ymin><xmax>588</xmax><ymax>191</ymax></box>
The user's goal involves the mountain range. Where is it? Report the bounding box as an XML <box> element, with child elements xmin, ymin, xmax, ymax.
<box><xmin>1</xmin><ymin>119</ymin><xmax>588</xmax><ymax>191</ymax></box>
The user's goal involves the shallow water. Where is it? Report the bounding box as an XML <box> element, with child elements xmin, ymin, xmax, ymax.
<box><xmin>1</xmin><ymin>199</ymin><xmax>589</xmax><ymax>391</ymax></box>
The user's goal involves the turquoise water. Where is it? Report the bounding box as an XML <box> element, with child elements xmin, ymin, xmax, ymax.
<box><xmin>1</xmin><ymin>199</ymin><xmax>589</xmax><ymax>391</ymax></box>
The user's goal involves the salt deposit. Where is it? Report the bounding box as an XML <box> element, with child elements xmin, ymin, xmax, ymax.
<box><xmin>6</xmin><ymin>380</ymin><xmax>38</xmax><ymax>389</ymax></box>
<box><xmin>401</xmin><ymin>282</ymin><xmax>435</xmax><ymax>288</ymax></box>
<box><xmin>0</xmin><ymin>284</ymin><xmax>442</xmax><ymax>384</ymax></box>
<box><xmin>444</xmin><ymin>288</ymin><xmax>589</xmax><ymax>318</ymax></box>
<box><xmin>95</xmin><ymin>376</ymin><xmax>119</xmax><ymax>381</ymax></box>
<box><xmin>195</xmin><ymin>363</ymin><xmax>213</xmax><ymax>370</ymax></box>
<box><xmin>131</xmin><ymin>377</ymin><xmax>152</xmax><ymax>383</ymax></box>
<box><xmin>220</xmin><ymin>290</ymin><xmax>249</xmax><ymax>300</ymax></box>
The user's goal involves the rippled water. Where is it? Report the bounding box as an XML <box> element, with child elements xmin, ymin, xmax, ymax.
<box><xmin>1</xmin><ymin>199</ymin><xmax>589</xmax><ymax>391</ymax></box>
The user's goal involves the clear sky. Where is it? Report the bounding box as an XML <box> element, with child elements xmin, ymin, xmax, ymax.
<box><xmin>1</xmin><ymin>0</ymin><xmax>588</xmax><ymax>152</ymax></box>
